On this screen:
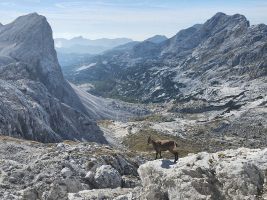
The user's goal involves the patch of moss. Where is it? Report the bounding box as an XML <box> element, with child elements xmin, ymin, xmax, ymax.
<box><xmin>97</xmin><ymin>120</ymin><xmax>113</xmax><ymax>128</ymax></box>
<box><xmin>132</xmin><ymin>114</ymin><xmax>175</xmax><ymax>123</ymax></box>
<box><xmin>63</xmin><ymin>140</ymin><xmax>79</xmax><ymax>145</ymax></box>
<box><xmin>218</xmin><ymin>153</ymin><xmax>226</xmax><ymax>158</ymax></box>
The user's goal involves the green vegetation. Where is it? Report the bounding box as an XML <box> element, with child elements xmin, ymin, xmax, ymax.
<box><xmin>132</xmin><ymin>114</ymin><xmax>175</xmax><ymax>123</ymax></box>
<box><xmin>89</xmin><ymin>80</ymin><xmax>139</xmax><ymax>103</ymax></box>
<box><xmin>218</xmin><ymin>153</ymin><xmax>226</xmax><ymax>158</ymax></box>
<box><xmin>122</xmin><ymin>128</ymin><xmax>201</xmax><ymax>159</ymax></box>
<box><xmin>91</xmin><ymin>80</ymin><xmax>116</xmax><ymax>94</ymax></box>
<box><xmin>97</xmin><ymin>120</ymin><xmax>113</xmax><ymax>128</ymax></box>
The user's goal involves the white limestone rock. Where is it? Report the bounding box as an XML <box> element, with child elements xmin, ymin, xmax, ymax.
<box><xmin>94</xmin><ymin>165</ymin><xmax>122</xmax><ymax>189</ymax></box>
<box><xmin>61</xmin><ymin>167</ymin><xmax>73</xmax><ymax>178</ymax></box>
<box><xmin>68</xmin><ymin>188</ymin><xmax>133</xmax><ymax>200</ymax></box>
<box><xmin>84</xmin><ymin>171</ymin><xmax>94</xmax><ymax>182</ymax></box>
<box><xmin>138</xmin><ymin>148</ymin><xmax>267</xmax><ymax>200</ymax></box>
<box><xmin>0</xmin><ymin>138</ymin><xmax>141</xmax><ymax>200</ymax></box>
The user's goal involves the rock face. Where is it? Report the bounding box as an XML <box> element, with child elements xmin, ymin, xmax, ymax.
<box><xmin>0</xmin><ymin>13</ymin><xmax>106</xmax><ymax>142</ymax></box>
<box><xmin>0</xmin><ymin>13</ymin><xmax>84</xmax><ymax>111</ymax></box>
<box><xmin>138</xmin><ymin>148</ymin><xmax>267</xmax><ymax>200</ymax></box>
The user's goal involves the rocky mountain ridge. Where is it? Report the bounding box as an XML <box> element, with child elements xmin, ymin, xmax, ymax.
<box><xmin>64</xmin><ymin>12</ymin><xmax>266</xmax><ymax>103</ymax></box>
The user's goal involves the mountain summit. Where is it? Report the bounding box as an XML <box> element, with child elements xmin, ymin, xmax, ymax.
<box><xmin>0</xmin><ymin>13</ymin><xmax>86</xmax><ymax>112</ymax></box>
<box><xmin>145</xmin><ymin>35</ymin><xmax>168</xmax><ymax>44</ymax></box>
<box><xmin>0</xmin><ymin>13</ymin><xmax>106</xmax><ymax>143</ymax></box>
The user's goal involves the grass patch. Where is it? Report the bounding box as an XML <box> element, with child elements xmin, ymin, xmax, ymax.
<box><xmin>132</xmin><ymin>114</ymin><xmax>175</xmax><ymax>123</ymax></box>
<box><xmin>63</xmin><ymin>140</ymin><xmax>79</xmax><ymax>145</ymax></box>
<box><xmin>123</xmin><ymin>128</ymin><xmax>201</xmax><ymax>159</ymax></box>
<box><xmin>97</xmin><ymin>120</ymin><xmax>114</xmax><ymax>128</ymax></box>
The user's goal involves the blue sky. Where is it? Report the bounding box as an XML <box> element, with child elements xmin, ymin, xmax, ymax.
<box><xmin>0</xmin><ymin>0</ymin><xmax>267</xmax><ymax>40</ymax></box>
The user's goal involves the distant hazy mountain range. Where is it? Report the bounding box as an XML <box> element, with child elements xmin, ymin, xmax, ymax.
<box><xmin>55</xmin><ymin>36</ymin><xmax>133</xmax><ymax>54</ymax></box>
<box><xmin>56</xmin><ymin>35</ymin><xmax>168</xmax><ymax>66</ymax></box>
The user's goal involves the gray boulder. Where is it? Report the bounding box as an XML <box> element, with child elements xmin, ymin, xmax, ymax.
<box><xmin>61</xmin><ymin>167</ymin><xmax>73</xmax><ymax>178</ymax></box>
<box><xmin>94</xmin><ymin>165</ymin><xmax>122</xmax><ymax>189</ymax></box>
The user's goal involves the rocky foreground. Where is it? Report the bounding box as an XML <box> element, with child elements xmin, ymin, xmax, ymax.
<box><xmin>139</xmin><ymin>148</ymin><xmax>267</xmax><ymax>200</ymax></box>
<box><xmin>0</xmin><ymin>136</ymin><xmax>266</xmax><ymax>200</ymax></box>
<box><xmin>0</xmin><ymin>136</ymin><xmax>142</xmax><ymax>200</ymax></box>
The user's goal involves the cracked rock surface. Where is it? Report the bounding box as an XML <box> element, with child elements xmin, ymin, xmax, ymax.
<box><xmin>138</xmin><ymin>148</ymin><xmax>267</xmax><ymax>200</ymax></box>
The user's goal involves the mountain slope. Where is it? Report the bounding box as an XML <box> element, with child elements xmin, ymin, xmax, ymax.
<box><xmin>0</xmin><ymin>13</ymin><xmax>107</xmax><ymax>143</ymax></box>
<box><xmin>70</xmin><ymin>83</ymin><xmax>149</xmax><ymax>120</ymax></box>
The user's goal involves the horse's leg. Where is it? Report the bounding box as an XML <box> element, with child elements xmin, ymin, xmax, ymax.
<box><xmin>159</xmin><ymin>151</ymin><xmax>162</xmax><ymax>158</ymax></box>
<box><xmin>155</xmin><ymin>152</ymin><xmax>158</xmax><ymax>160</ymax></box>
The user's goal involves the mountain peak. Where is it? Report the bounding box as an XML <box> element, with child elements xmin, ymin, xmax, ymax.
<box><xmin>0</xmin><ymin>13</ymin><xmax>88</xmax><ymax>113</ymax></box>
<box><xmin>206</xmin><ymin>12</ymin><xmax>249</xmax><ymax>28</ymax></box>
<box><xmin>72</xmin><ymin>36</ymin><xmax>87</xmax><ymax>40</ymax></box>
<box><xmin>210</xmin><ymin>12</ymin><xmax>248</xmax><ymax>22</ymax></box>
<box><xmin>0</xmin><ymin>12</ymin><xmax>55</xmax><ymax>64</ymax></box>
<box><xmin>213</xmin><ymin>12</ymin><xmax>226</xmax><ymax>18</ymax></box>
<box><xmin>145</xmin><ymin>35</ymin><xmax>168</xmax><ymax>44</ymax></box>
<box><xmin>24</xmin><ymin>12</ymin><xmax>41</xmax><ymax>17</ymax></box>
<box><xmin>13</xmin><ymin>12</ymin><xmax>46</xmax><ymax>25</ymax></box>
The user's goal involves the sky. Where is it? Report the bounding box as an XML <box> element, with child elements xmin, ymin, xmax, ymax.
<box><xmin>0</xmin><ymin>0</ymin><xmax>267</xmax><ymax>40</ymax></box>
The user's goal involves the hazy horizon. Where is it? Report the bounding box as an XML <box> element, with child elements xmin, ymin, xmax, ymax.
<box><xmin>0</xmin><ymin>0</ymin><xmax>267</xmax><ymax>40</ymax></box>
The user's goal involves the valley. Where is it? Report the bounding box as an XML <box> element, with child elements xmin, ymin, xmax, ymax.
<box><xmin>0</xmin><ymin>11</ymin><xmax>266</xmax><ymax>200</ymax></box>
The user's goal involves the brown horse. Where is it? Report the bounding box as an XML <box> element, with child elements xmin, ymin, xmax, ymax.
<box><xmin>148</xmin><ymin>136</ymin><xmax>179</xmax><ymax>163</ymax></box>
